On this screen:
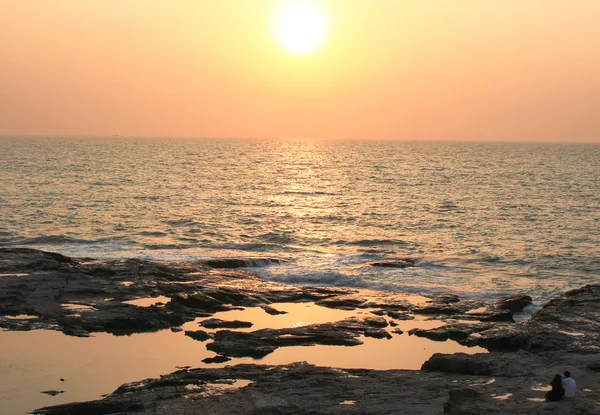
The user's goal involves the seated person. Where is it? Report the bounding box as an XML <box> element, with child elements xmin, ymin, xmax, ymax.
<box><xmin>562</xmin><ymin>371</ymin><xmax>576</xmax><ymax>398</ymax></box>
<box><xmin>545</xmin><ymin>374</ymin><xmax>564</xmax><ymax>401</ymax></box>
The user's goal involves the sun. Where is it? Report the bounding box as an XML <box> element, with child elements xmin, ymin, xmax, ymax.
<box><xmin>273</xmin><ymin>1</ymin><xmax>330</xmax><ymax>56</ymax></box>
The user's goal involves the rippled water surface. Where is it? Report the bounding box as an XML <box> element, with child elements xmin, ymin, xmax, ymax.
<box><xmin>1</xmin><ymin>138</ymin><xmax>599</xmax><ymax>300</ymax></box>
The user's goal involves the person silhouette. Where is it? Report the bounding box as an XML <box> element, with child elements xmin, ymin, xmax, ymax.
<box><xmin>562</xmin><ymin>371</ymin><xmax>576</xmax><ymax>398</ymax></box>
<box><xmin>545</xmin><ymin>374</ymin><xmax>564</xmax><ymax>401</ymax></box>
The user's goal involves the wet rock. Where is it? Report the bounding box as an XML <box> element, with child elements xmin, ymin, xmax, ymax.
<box><xmin>207</xmin><ymin>331</ymin><xmax>279</xmax><ymax>358</ymax></box>
<box><xmin>409</xmin><ymin>323</ymin><xmax>493</xmax><ymax>342</ymax></box>
<box><xmin>61</xmin><ymin>325</ymin><xmax>90</xmax><ymax>338</ymax></box>
<box><xmin>203</xmin><ymin>258</ymin><xmax>280</xmax><ymax>269</ymax></box>
<box><xmin>423</xmin><ymin>353</ymin><xmax>495</xmax><ymax>376</ymax></box>
<box><xmin>414</xmin><ymin>304</ymin><xmax>463</xmax><ymax>315</ymax></box>
<box><xmin>202</xmin><ymin>355</ymin><xmax>232</xmax><ymax>364</ymax></box>
<box><xmin>199</xmin><ymin>318</ymin><xmax>253</xmax><ymax>329</ymax></box>
<box><xmin>171</xmin><ymin>292</ymin><xmax>226</xmax><ymax>311</ymax></box>
<box><xmin>422</xmin><ymin>353</ymin><xmax>531</xmax><ymax>378</ymax></box>
<box><xmin>459</xmin><ymin>285</ymin><xmax>600</xmax><ymax>354</ymax></box>
<box><xmin>363</xmin><ymin>329</ymin><xmax>392</xmax><ymax>339</ymax></box>
<box><xmin>370</xmin><ymin>258</ymin><xmax>417</xmax><ymax>268</ymax></box>
<box><xmin>0</xmin><ymin>248</ymin><xmax>74</xmax><ymax>274</ymax></box>
<box><xmin>465</xmin><ymin>325</ymin><xmax>529</xmax><ymax>351</ymax></box>
<box><xmin>496</xmin><ymin>295</ymin><xmax>532</xmax><ymax>313</ymax></box>
<box><xmin>102</xmin><ymin>309</ymin><xmax>173</xmax><ymax>334</ymax></box>
<box><xmin>521</xmin><ymin>284</ymin><xmax>600</xmax><ymax>353</ymax></box>
<box><xmin>260</xmin><ymin>305</ymin><xmax>287</xmax><ymax>315</ymax></box>
<box><xmin>431</xmin><ymin>294</ymin><xmax>461</xmax><ymax>304</ymax></box>
<box><xmin>386</xmin><ymin>310</ymin><xmax>414</xmax><ymax>320</ymax></box>
<box><xmin>315</xmin><ymin>295</ymin><xmax>366</xmax><ymax>310</ymax></box>
<box><xmin>184</xmin><ymin>330</ymin><xmax>212</xmax><ymax>342</ymax></box>
<box><xmin>478</xmin><ymin>308</ymin><xmax>514</xmax><ymax>322</ymax></box>
<box><xmin>206</xmin><ymin>318</ymin><xmax>378</xmax><ymax>358</ymax></box>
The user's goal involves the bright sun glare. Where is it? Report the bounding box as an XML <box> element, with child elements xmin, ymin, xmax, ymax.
<box><xmin>273</xmin><ymin>1</ymin><xmax>329</xmax><ymax>55</ymax></box>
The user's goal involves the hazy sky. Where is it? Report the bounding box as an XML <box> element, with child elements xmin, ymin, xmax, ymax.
<box><xmin>1</xmin><ymin>1</ymin><xmax>599</xmax><ymax>142</ymax></box>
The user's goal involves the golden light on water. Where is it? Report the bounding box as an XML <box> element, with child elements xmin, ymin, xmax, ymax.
<box><xmin>272</xmin><ymin>1</ymin><xmax>330</xmax><ymax>55</ymax></box>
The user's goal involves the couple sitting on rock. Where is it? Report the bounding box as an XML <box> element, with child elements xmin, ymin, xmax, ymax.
<box><xmin>545</xmin><ymin>371</ymin><xmax>576</xmax><ymax>401</ymax></box>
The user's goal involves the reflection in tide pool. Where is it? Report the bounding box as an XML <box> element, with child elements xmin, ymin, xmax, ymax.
<box><xmin>0</xmin><ymin>303</ymin><xmax>484</xmax><ymax>414</ymax></box>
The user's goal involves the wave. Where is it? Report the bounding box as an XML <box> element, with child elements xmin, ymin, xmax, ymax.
<box><xmin>334</xmin><ymin>239</ymin><xmax>412</xmax><ymax>247</ymax></box>
<box><xmin>203</xmin><ymin>258</ymin><xmax>281</xmax><ymax>269</ymax></box>
<box><xmin>281</xmin><ymin>191</ymin><xmax>337</xmax><ymax>196</ymax></box>
<box><xmin>138</xmin><ymin>231</ymin><xmax>169</xmax><ymax>237</ymax></box>
<box><xmin>268</xmin><ymin>272</ymin><xmax>369</xmax><ymax>288</ymax></box>
<box><xmin>163</xmin><ymin>218</ymin><xmax>198</xmax><ymax>227</ymax></box>
<box><xmin>255</xmin><ymin>232</ymin><xmax>297</xmax><ymax>245</ymax></box>
<box><xmin>207</xmin><ymin>242</ymin><xmax>305</xmax><ymax>253</ymax></box>
<box><xmin>16</xmin><ymin>235</ymin><xmax>131</xmax><ymax>246</ymax></box>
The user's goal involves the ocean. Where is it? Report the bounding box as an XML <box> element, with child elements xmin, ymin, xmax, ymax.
<box><xmin>1</xmin><ymin>137</ymin><xmax>598</xmax><ymax>301</ymax></box>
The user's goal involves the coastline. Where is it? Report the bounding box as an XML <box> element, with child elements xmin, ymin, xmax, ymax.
<box><xmin>1</xmin><ymin>248</ymin><xmax>599</xmax><ymax>414</ymax></box>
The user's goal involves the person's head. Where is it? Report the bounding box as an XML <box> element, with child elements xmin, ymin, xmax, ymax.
<box><xmin>564</xmin><ymin>371</ymin><xmax>571</xmax><ymax>378</ymax></box>
<box><xmin>552</xmin><ymin>374</ymin><xmax>562</xmax><ymax>384</ymax></box>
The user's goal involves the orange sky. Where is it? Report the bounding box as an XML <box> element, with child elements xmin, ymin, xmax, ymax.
<box><xmin>1</xmin><ymin>0</ymin><xmax>599</xmax><ymax>142</ymax></box>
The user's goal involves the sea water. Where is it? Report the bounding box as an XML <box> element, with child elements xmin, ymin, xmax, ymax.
<box><xmin>1</xmin><ymin>137</ymin><xmax>599</xmax><ymax>301</ymax></box>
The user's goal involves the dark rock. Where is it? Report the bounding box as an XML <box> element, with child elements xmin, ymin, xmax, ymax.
<box><xmin>0</xmin><ymin>248</ymin><xmax>74</xmax><ymax>274</ymax></box>
<box><xmin>478</xmin><ymin>308</ymin><xmax>514</xmax><ymax>322</ymax></box>
<box><xmin>431</xmin><ymin>294</ymin><xmax>461</xmax><ymax>304</ymax></box>
<box><xmin>203</xmin><ymin>258</ymin><xmax>280</xmax><ymax>269</ymax></box>
<box><xmin>588</xmin><ymin>361</ymin><xmax>600</xmax><ymax>372</ymax></box>
<box><xmin>103</xmin><ymin>313</ymin><xmax>169</xmax><ymax>334</ymax></box>
<box><xmin>260</xmin><ymin>305</ymin><xmax>287</xmax><ymax>315</ymax></box>
<box><xmin>34</xmin><ymin>401</ymin><xmax>145</xmax><ymax>415</ymax></box>
<box><xmin>202</xmin><ymin>355</ymin><xmax>232</xmax><ymax>364</ymax></box>
<box><xmin>363</xmin><ymin>329</ymin><xmax>392</xmax><ymax>339</ymax></box>
<box><xmin>170</xmin><ymin>326</ymin><xmax>183</xmax><ymax>332</ymax></box>
<box><xmin>171</xmin><ymin>292</ymin><xmax>225</xmax><ymax>311</ymax></box>
<box><xmin>422</xmin><ymin>353</ymin><xmax>530</xmax><ymax>377</ymax></box>
<box><xmin>315</xmin><ymin>295</ymin><xmax>366</xmax><ymax>309</ymax></box>
<box><xmin>206</xmin><ymin>318</ymin><xmax>372</xmax><ymax>358</ymax></box>
<box><xmin>386</xmin><ymin>310</ymin><xmax>414</xmax><ymax>320</ymax></box>
<box><xmin>207</xmin><ymin>331</ymin><xmax>279</xmax><ymax>358</ymax></box>
<box><xmin>40</xmin><ymin>390</ymin><xmax>65</xmax><ymax>396</ymax></box>
<box><xmin>409</xmin><ymin>323</ymin><xmax>493</xmax><ymax>342</ymax></box>
<box><xmin>370</xmin><ymin>258</ymin><xmax>417</xmax><ymax>268</ymax></box>
<box><xmin>465</xmin><ymin>325</ymin><xmax>529</xmax><ymax>351</ymax></box>
<box><xmin>199</xmin><ymin>318</ymin><xmax>253</xmax><ymax>329</ymax></box>
<box><xmin>422</xmin><ymin>353</ymin><xmax>495</xmax><ymax>376</ymax></box>
<box><xmin>414</xmin><ymin>305</ymin><xmax>462</xmax><ymax>315</ymax></box>
<box><xmin>61</xmin><ymin>326</ymin><xmax>90</xmax><ymax>337</ymax></box>
<box><xmin>444</xmin><ymin>387</ymin><xmax>482</xmax><ymax>412</ymax></box>
<box><xmin>184</xmin><ymin>330</ymin><xmax>212</xmax><ymax>342</ymax></box>
<box><xmin>496</xmin><ymin>295</ymin><xmax>532</xmax><ymax>313</ymax></box>
<box><xmin>392</xmin><ymin>328</ymin><xmax>404</xmax><ymax>335</ymax></box>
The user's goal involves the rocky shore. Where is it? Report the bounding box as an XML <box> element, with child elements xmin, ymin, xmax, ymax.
<box><xmin>1</xmin><ymin>248</ymin><xmax>599</xmax><ymax>414</ymax></box>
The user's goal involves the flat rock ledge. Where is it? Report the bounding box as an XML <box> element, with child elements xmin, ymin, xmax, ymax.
<box><xmin>34</xmin><ymin>356</ymin><xmax>600</xmax><ymax>415</ymax></box>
